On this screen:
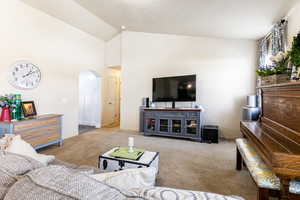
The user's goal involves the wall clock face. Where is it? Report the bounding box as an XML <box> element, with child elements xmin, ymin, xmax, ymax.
<box><xmin>9</xmin><ymin>61</ymin><xmax>41</xmax><ymax>90</ymax></box>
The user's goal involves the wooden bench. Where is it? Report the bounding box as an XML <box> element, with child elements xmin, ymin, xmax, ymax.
<box><xmin>236</xmin><ymin>138</ymin><xmax>300</xmax><ymax>200</ymax></box>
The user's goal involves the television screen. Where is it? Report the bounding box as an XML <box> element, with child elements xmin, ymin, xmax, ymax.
<box><xmin>153</xmin><ymin>75</ymin><xmax>196</xmax><ymax>102</ymax></box>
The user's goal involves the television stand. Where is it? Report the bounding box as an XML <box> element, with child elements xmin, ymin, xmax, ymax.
<box><xmin>140</xmin><ymin>107</ymin><xmax>203</xmax><ymax>142</ymax></box>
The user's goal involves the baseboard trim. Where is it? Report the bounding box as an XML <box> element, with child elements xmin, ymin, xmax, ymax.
<box><xmin>79</xmin><ymin>121</ymin><xmax>100</xmax><ymax>127</ymax></box>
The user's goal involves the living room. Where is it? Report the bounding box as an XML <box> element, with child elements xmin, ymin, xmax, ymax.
<box><xmin>0</xmin><ymin>0</ymin><xmax>300</xmax><ymax>200</ymax></box>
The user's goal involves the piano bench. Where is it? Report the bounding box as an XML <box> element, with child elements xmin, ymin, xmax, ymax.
<box><xmin>235</xmin><ymin>138</ymin><xmax>300</xmax><ymax>200</ymax></box>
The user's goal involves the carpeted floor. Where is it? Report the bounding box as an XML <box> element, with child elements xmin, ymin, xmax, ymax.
<box><xmin>40</xmin><ymin>127</ymin><xmax>257</xmax><ymax>200</ymax></box>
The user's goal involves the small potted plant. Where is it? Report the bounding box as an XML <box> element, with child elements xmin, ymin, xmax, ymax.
<box><xmin>256</xmin><ymin>52</ymin><xmax>290</xmax><ymax>86</ymax></box>
<box><xmin>289</xmin><ymin>32</ymin><xmax>300</xmax><ymax>80</ymax></box>
<box><xmin>0</xmin><ymin>94</ymin><xmax>16</xmax><ymax>122</ymax></box>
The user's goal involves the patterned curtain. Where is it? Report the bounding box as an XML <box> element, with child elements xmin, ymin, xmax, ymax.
<box><xmin>258</xmin><ymin>20</ymin><xmax>288</xmax><ymax>68</ymax></box>
<box><xmin>271</xmin><ymin>20</ymin><xmax>288</xmax><ymax>56</ymax></box>
<box><xmin>258</xmin><ymin>38</ymin><xmax>268</xmax><ymax>68</ymax></box>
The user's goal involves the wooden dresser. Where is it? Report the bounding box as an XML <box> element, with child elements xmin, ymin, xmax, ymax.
<box><xmin>0</xmin><ymin>114</ymin><xmax>63</xmax><ymax>150</ymax></box>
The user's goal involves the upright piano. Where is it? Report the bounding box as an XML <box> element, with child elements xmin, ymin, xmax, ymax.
<box><xmin>240</xmin><ymin>82</ymin><xmax>300</xmax><ymax>200</ymax></box>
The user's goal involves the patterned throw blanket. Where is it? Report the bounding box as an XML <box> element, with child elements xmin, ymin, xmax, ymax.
<box><xmin>4</xmin><ymin>165</ymin><xmax>141</xmax><ymax>200</ymax></box>
<box><xmin>0</xmin><ymin>152</ymin><xmax>44</xmax><ymax>200</ymax></box>
<box><xmin>3</xmin><ymin>165</ymin><xmax>244</xmax><ymax>200</ymax></box>
<box><xmin>1</xmin><ymin>153</ymin><xmax>244</xmax><ymax>200</ymax></box>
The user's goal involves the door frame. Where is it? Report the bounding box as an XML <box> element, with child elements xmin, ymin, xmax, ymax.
<box><xmin>79</xmin><ymin>70</ymin><xmax>102</xmax><ymax>129</ymax></box>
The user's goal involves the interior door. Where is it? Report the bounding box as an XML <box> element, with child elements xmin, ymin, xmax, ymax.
<box><xmin>103</xmin><ymin>76</ymin><xmax>119</xmax><ymax>126</ymax></box>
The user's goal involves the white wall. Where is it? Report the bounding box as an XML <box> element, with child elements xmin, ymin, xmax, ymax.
<box><xmin>288</xmin><ymin>2</ymin><xmax>300</xmax><ymax>46</ymax></box>
<box><xmin>105</xmin><ymin>34</ymin><xmax>121</xmax><ymax>67</ymax></box>
<box><xmin>79</xmin><ymin>71</ymin><xmax>101</xmax><ymax>128</ymax></box>
<box><xmin>0</xmin><ymin>0</ymin><xmax>105</xmax><ymax>139</ymax></box>
<box><xmin>120</xmin><ymin>31</ymin><xmax>257</xmax><ymax>138</ymax></box>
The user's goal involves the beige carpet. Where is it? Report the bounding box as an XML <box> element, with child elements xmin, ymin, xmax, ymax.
<box><xmin>40</xmin><ymin>127</ymin><xmax>257</xmax><ymax>200</ymax></box>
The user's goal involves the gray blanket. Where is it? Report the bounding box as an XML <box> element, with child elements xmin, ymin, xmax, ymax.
<box><xmin>3</xmin><ymin>165</ymin><xmax>244</xmax><ymax>200</ymax></box>
<box><xmin>1</xmin><ymin>153</ymin><xmax>244</xmax><ymax>200</ymax></box>
<box><xmin>4</xmin><ymin>165</ymin><xmax>141</xmax><ymax>200</ymax></box>
<box><xmin>0</xmin><ymin>152</ymin><xmax>44</xmax><ymax>200</ymax></box>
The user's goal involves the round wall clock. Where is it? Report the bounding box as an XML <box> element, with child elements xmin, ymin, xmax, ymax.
<box><xmin>9</xmin><ymin>61</ymin><xmax>41</xmax><ymax>90</ymax></box>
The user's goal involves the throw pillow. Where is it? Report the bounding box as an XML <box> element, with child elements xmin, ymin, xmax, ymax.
<box><xmin>0</xmin><ymin>134</ymin><xmax>14</xmax><ymax>151</ymax></box>
<box><xmin>6</xmin><ymin>135</ymin><xmax>55</xmax><ymax>166</ymax></box>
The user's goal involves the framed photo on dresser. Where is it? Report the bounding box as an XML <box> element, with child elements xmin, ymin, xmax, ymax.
<box><xmin>21</xmin><ymin>101</ymin><xmax>37</xmax><ymax>117</ymax></box>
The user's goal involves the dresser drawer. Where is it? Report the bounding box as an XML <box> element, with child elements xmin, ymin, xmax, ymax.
<box><xmin>26</xmin><ymin>133</ymin><xmax>60</xmax><ymax>147</ymax></box>
<box><xmin>186</xmin><ymin>112</ymin><xmax>199</xmax><ymax>117</ymax></box>
<box><xmin>14</xmin><ymin>118</ymin><xmax>60</xmax><ymax>132</ymax></box>
<box><xmin>144</xmin><ymin>111</ymin><xmax>156</xmax><ymax>118</ymax></box>
<box><xmin>18</xmin><ymin>126</ymin><xmax>60</xmax><ymax>140</ymax></box>
<box><xmin>158</xmin><ymin>111</ymin><xmax>186</xmax><ymax>117</ymax></box>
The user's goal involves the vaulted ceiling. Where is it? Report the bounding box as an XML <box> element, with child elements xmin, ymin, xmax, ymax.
<box><xmin>22</xmin><ymin>0</ymin><xmax>299</xmax><ymax>41</ymax></box>
<box><xmin>20</xmin><ymin>0</ymin><xmax>119</xmax><ymax>41</ymax></box>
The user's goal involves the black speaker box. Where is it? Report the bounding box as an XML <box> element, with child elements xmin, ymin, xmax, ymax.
<box><xmin>146</xmin><ymin>98</ymin><xmax>150</xmax><ymax>107</ymax></box>
<box><xmin>202</xmin><ymin>125</ymin><xmax>219</xmax><ymax>143</ymax></box>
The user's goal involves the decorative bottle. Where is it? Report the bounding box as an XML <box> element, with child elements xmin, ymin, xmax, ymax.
<box><xmin>11</xmin><ymin>94</ymin><xmax>22</xmax><ymax>121</ymax></box>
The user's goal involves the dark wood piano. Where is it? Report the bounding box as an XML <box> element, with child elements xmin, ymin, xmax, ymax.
<box><xmin>241</xmin><ymin>82</ymin><xmax>300</xmax><ymax>200</ymax></box>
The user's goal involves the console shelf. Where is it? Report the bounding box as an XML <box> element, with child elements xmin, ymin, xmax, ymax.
<box><xmin>140</xmin><ymin>108</ymin><xmax>203</xmax><ymax>142</ymax></box>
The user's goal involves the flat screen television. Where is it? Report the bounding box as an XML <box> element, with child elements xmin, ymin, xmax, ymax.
<box><xmin>153</xmin><ymin>75</ymin><xmax>196</xmax><ymax>102</ymax></box>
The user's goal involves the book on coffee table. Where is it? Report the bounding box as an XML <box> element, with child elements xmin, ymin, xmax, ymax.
<box><xmin>109</xmin><ymin>147</ymin><xmax>145</xmax><ymax>160</ymax></box>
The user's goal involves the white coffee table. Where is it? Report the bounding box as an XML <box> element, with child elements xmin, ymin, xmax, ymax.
<box><xmin>99</xmin><ymin>147</ymin><xmax>159</xmax><ymax>174</ymax></box>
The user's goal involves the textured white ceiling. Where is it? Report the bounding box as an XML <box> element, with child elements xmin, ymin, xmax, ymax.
<box><xmin>21</xmin><ymin>0</ymin><xmax>299</xmax><ymax>40</ymax></box>
<box><xmin>74</xmin><ymin>0</ymin><xmax>299</xmax><ymax>40</ymax></box>
<box><xmin>20</xmin><ymin>0</ymin><xmax>118</xmax><ymax>41</ymax></box>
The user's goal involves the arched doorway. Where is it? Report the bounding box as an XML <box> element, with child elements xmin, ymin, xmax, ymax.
<box><xmin>79</xmin><ymin>70</ymin><xmax>102</xmax><ymax>134</ymax></box>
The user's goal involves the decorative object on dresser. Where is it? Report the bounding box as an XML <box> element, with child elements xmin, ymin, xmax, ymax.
<box><xmin>140</xmin><ymin>108</ymin><xmax>203</xmax><ymax>142</ymax></box>
<box><xmin>0</xmin><ymin>114</ymin><xmax>63</xmax><ymax>150</ymax></box>
<box><xmin>99</xmin><ymin>147</ymin><xmax>159</xmax><ymax>174</ymax></box>
<box><xmin>9</xmin><ymin>61</ymin><xmax>41</xmax><ymax>90</ymax></box>
<box><xmin>0</xmin><ymin>94</ymin><xmax>15</xmax><ymax>122</ymax></box>
<box><xmin>11</xmin><ymin>94</ymin><xmax>22</xmax><ymax>121</ymax></box>
<box><xmin>239</xmin><ymin>82</ymin><xmax>300</xmax><ymax>200</ymax></box>
<box><xmin>0</xmin><ymin>94</ymin><xmax>27</xmax><ymax>122</ymax></box>
<box><xmin>21</xmin><ymin>101</ymin><xmax>37</xmax><ymax>117</ymax></box>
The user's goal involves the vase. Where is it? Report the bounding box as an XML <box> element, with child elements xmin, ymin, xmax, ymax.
<box><xmin>260</xmin><ymin>74</ymin><xmax>290</xmax><ymax>86</ymax></box>
<box><xmin>0</xmin><ymin>107</ymin><xmax>11</xmax><ymax>122</ymax></box>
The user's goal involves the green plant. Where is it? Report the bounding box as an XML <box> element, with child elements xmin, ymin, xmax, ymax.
<box><xmin>256</xmin><ymin>53</ymin><xmax>290</xmax><ymax>77</ymax></box>
<box><xmin>0</xmin><ymin>94</ymin><xmax>16</xmax><ymax>108</ymax></box>
<box><xmin>289</xmin><ymin>32</ymin><xmax>300</xmax><ymax>67</ymax></box>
